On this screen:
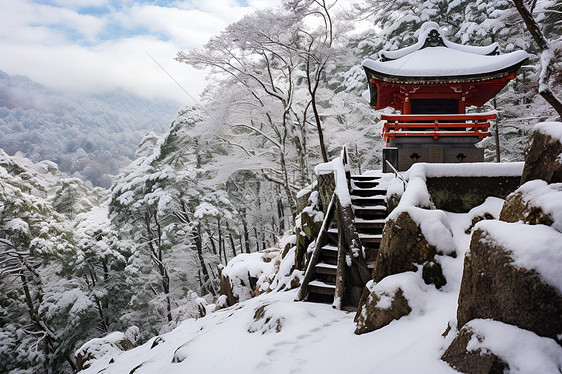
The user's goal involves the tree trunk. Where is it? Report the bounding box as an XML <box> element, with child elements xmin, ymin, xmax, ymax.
<box><xmin>206</xmin><ymin>229</ymin><xmax>218</xmax><ymax>256</ymax></box>
<box><xmin>242</xmin><ymin>214</ymin><xmax>250</xmax><ymax>254</ymax></box>
<box><xmin>277</xmin><ymin>196</ymin><xmax>285</xmax><ymax>233</ymax></box>
<box><xmin>308</xmin><ymin>69</ymin><xmax>329</xmax><ymax>162</ymax></box>
<box><xmin>512</xmin><ymin>0</ymin><xmax>562</xmax><ymax>119</ymax></box>
<box><xmin>94</xmin><ymin>295</ymin><xmax>109</xmax><ymax>333</ymax></box>
<box><xmin>196</xmin><ymin>223</ymin><xmax>211</xmax><ymax>295</ymax></box>
<box><xmin>226</xmin><ymin>222</ymin><xmax>237</xmax><ymax>258</ymax></box>
<box><xmin>146</xmin><ymin>211</ymin><xmax>173</xmax><ymax>323</ymax></box>
<box><xmin>279</xmin><ymin>149</ymin><xmax>298</xmax><ymax>217</ymax></box>
<box><xmin>254</xmin><ymin>227</ymin><xmax>260</xmax><ymax>252</ymax></box>
<box><xmin>217</xmin><ymin>216</ymin><xmax>224</xmax><ymax>263</ymax></box>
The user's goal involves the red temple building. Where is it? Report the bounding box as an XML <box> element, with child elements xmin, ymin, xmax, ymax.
<box><xmin>363</xmin><ymin>22</ymin><xmax>529</xmax><ymax>171</ymax></box>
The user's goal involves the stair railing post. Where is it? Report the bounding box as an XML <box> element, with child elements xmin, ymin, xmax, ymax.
<box><xmin>333</xmin><ymin>200</ymin><xmax>346</xmax><ymax>310</ymax></box>
<box><xmin>341</xmin><ymin>145</ymin><xmax>352</xmax><ymax>190</ymax></box>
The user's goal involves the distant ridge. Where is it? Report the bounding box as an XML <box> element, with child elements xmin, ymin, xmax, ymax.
<box><xmin>0</xmin><ymin>69</ymin><xmax>181</xmax><ymax>188</ymax></box>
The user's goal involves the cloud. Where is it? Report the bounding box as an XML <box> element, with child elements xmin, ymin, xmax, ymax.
<box><xmin>118</xmin><ymin>4</ymin><xmax>233</xmax><ymax>48</ymax></box>
<box><xmin>0</xmin><ymin>0</ymin><xmax>280</xmax><ymax>104</ymax></box>
<box><xmin>0</xmin><ymin>0</ymin><xmax>105</xmax><ymax>44</ymax></box>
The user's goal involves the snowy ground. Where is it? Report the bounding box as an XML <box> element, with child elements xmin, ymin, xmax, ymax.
<box><xmin>80</xmin><ymin>196</ymin><xmax>557</xmax><ymax>374</ymax></box>
<box><xmin>81</xmin><ymin>288</ymin><xmax>457</xmax><ymax>374</ymax></box>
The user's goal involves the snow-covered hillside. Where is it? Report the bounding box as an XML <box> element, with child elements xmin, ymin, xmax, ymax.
<box><xmin>78</xmin><ymin>194</ymin><xmax>562</xmax><ymax>374</ymax></box>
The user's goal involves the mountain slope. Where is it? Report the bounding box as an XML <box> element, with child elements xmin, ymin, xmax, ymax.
<box><xmin>78</xmin><ymin>184</ymin><xmax>562</xmax><ymax>373</ymax></box>
<box><xmin>79</xmin><ymin>289</ymin><xmax>459</xmax><ymax>374</ymax></box>
<box><xmin>0</xmin><ymin>69</ymin><xmax>180</xmax><ymax>187</ymax></box>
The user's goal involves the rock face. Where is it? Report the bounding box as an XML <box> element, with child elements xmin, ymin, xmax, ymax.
<box><xmin>441</xmin><ymin>325</ymin><xmax>508</xmax><ymax>374</ymax></box>
<box><xmin>355</xmin><ymin>209</ymin><xmax>451</xmax><ymax>334</ymax></box>
<box><xmin>499</xmin><ymin>180</ymin><xmax>562</xmax><ymax>231</ymax></box>
<box><xmin>371</xmin><ymin>211</ymin><xmax>437</xmax><ymax>283</ymax></box>
<box><xmin>521</xmin><ymin>126</ymin><xmax>562</xmax><ymax>184</ymax></box>
<box><xmin>421</xmin><ymin>261</ymin><xmax>446</xmax><ymax>289</ymax></box>
<box><xmin>500</xmin><ymin>188</ymin><xmax>553</xmax><ymax>226</ymax></box>
<box><xmin>219</xmin><ymin>272</ymin><xmax>239</xmax><ymax>307</ymax></box>
<box><xmin>456</xmin><ymin>227</ymin><xmax>562</xmax><ymax>344</ymax></box>
<box><xmin>443</xmin><ymin>122</ymin><xmax>562</xmax><ymax>372</ymax></box>
<box><xmin>294</xmin><ymin>207</ymin><xmax>322</xmax><ymax>270</ymax></box>
<box><xmin>355</xmin><ymin>287</ymin><xmax>411</xmax><ymax>335</ymax></box>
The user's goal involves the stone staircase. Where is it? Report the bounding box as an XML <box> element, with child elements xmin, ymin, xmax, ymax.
<box><xmin>350</xmin><ymin>174</ymin><xmax>387</xmax><ymax>268</ymax></box>
<box><xmin>303</xmin><ymin>172</ymin><xmax>389</xmax><ymax>304</ymax></box>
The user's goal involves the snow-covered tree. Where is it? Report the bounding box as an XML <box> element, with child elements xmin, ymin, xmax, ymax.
<box><xmin>0</xmin><ymin>151</ymin><xmax>83</xmax><ymax>373</ymax></box>
<box><xmin>176</xmin><ymin>6</ymin><xmax>346</xmax><ymax>216</ymax></box>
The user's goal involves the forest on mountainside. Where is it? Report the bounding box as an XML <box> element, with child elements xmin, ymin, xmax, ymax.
<box><xmin>1</xmin><ymin>0</ymin><xmax>560</xmax><ymax>373</ymax></box>
<box><xmin>0</xmin><ymin>70</ymin><xmax>177</xmax><ymax>188</ymax></box>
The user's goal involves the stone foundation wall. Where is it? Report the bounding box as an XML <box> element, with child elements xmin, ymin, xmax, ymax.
<box><xmin>426</xmin><ymin>176</ymin><xmax>521</xmax><ymax>213</ymax></box>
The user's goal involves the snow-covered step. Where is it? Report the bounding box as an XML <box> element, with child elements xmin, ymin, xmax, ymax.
<box><xmin>300</xmin><ymin>170</ymin><xmax>390</xmax><ymax>307</ymax></box>
<box><xmin>321</xmin><ymin>244</ymin><xmax>338</xmax><ymax>260</ymax></box>
<box><xmin>354</xmin><ymin>218</ymin><xmax>386</xmax><ymax>228</ymax></box>
<box><xmin>351</xmin><ymin>180</ymin><xmax>380</xmax><ymax>189</ymax></box>
<box><xmin>351</xmin><ymin>195</ymin><xmax>386</xmax><ymax>201</ymax></box>
<box><xmin>358</xmin><ymin>233</ymin><xmax>383</xmax><ymax>243</ymax></box>
<box><xmin>351</xmin><ymin>195</ymin><xmax>387</xmax><ymax>207</ymax></box>
<box><xmin>308</xmin><ymin>280</ymin><xmax>336</xmax><ymax>295</ymax></box>
<box><xmin>315</xmin><ymin>262</ymin><xmax>338</xmax><ymax>276</ymax></box>
<box><xmin>352</xmin><ymin>205</ymin><xmax>387</xmax><ymax>220</ymax></box>
<box><xmin>350</xmin><ymin>174</ymin><xmax>382</xmax><ymax>180</ymax></box>
<box><xmin>352</xmin><ymin>204</ymin><xmax>387</xmax><ymax>211</ymax></box>
<box><xmin>351</xmin><ymin>187</ymin><xmax>387</xmax><ymax>197</ymax></box>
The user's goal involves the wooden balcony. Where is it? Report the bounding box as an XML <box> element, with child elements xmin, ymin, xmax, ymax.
<box><xmin>381</xmin><ymin>113</ymin><xmax>496</xmax><ymax>144</ymax></box>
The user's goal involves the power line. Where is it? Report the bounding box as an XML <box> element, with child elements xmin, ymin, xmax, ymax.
<box><xmin>144</xmin><ymin>50</ymin><xmax>208</xmax><ymax>115</ymax></box>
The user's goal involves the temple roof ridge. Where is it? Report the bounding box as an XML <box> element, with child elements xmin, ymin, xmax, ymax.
<box><xmin>361</xmin><ymin>21</ymin><xmax>529</xmax><ymax>111</ymax></box>
<box><xmin>378</xmin><ymin>21</ymin><xmax>500</xmax><ymax>62</ymax></box>
<box><xmin>362</xmin><ymin>20</ymin><xmax>529</xmax><ymax>81</ymax></box>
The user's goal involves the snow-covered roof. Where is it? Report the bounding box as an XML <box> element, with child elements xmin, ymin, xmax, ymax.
<box><xmin>363</xmin><ymin>22</ymin><xmax>529</xmax><ymax>81</ymax></box>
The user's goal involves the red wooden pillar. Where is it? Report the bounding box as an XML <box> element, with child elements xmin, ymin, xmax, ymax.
<box><xmin>403</xmin><ymin>94</ymin><xmax>411</xmax><ymax>114</ymax></box>
<box><xmin>459</xmin><ymin>95</ymin><xmax>466</xmax><ymax>114</ymax></box>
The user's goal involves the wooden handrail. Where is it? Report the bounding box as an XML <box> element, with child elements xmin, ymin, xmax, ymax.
<box><xmin>299</xmin><ymin>148</ymin><xmax>372</xmax><ymax>308</ymax></box>
<box><xmin>381</xmin><ymin>113</ymin><xmax>497</xmax><ymax>121</ymax></box>
<box><xmin>381</xmin><ymin>113</ymin><xmax>494</xmax><ymax>143</ymax></box>
<box><xmin>383</xmin><ymin>122</ymin><xmax>491</xmax><ymax>128</ymax></box>
<box><xmin>333</xmin><ymin>204</ymin><xmax>346</xmax><ymax>310</ymax></box>
<box><xmin>296</xmin><ymin>194</ymin><xmax>336</xmax><ymax>302</ymax></box>
<box><xmin>385</xmin><ymin>160</ymin><xmax>407</xmax><ymax>189</ymax></box>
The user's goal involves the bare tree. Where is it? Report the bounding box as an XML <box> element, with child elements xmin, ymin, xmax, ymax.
<box><xmin>176</xmin><ymin>6</ymin><xmax>346</xmax><ymax>216</ymax></box>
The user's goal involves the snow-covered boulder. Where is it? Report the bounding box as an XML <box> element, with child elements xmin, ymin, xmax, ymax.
<box><xmin>355</xmin><ymin>271</ymin><xmax>435</xmax><ymax>335</ymax></box>
<box><xmin>75</xmin><ymin>326</ymin><xmax>139</xmax><ymax>371</ymax></box>
<box><xmin>442</xmin><ymin>319</ymin><xmax>562</xmax><ymax>374</ymax></box>
<box><xmin>219</xmin><ymin>251</ymin><xmax>277</xmax><ymax>306</ymax></box>
<box><xmin>355</xmin><ymin>287</ymin><xmax>410</xmax><ymax>335</ymax></box>
<box><xmin>442</xmin><ymin>321</ymin><xmax>508</xmax><ymax>374</ymax></box>
<box><xmin>456</xmin><ymin>221</ymin><xmax>562</xmax><ymax>345</ymax></box>
<box><xmin>500</xmin><ymin>180</ymin><xmax>562</xmax><ymax>232</ymax></box>
<box><xmin>371</xmin><ymin>208</ymin><xmax>455</xmax><ymax>284</ymax></box>
<box><xmin>521</xmin><ymin>121</ymin><xmax>562</xmax><ymax>184</ymax></box>
<box><xmin>355</xmin><ymin>279</ymin><xmax>411</xmax><ymax>334</ymax></box>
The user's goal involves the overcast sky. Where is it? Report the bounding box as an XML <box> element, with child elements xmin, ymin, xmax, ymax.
<box><xmin>0</xmin><ymin>0</ymin><xmax>281</xmax><ymax>105</ymax></box>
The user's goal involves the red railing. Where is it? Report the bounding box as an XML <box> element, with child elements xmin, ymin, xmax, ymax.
<box><xmin>381</xmin><ymin>113</ymin><xmax>496</xmax><ymax>143</ymax></box>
